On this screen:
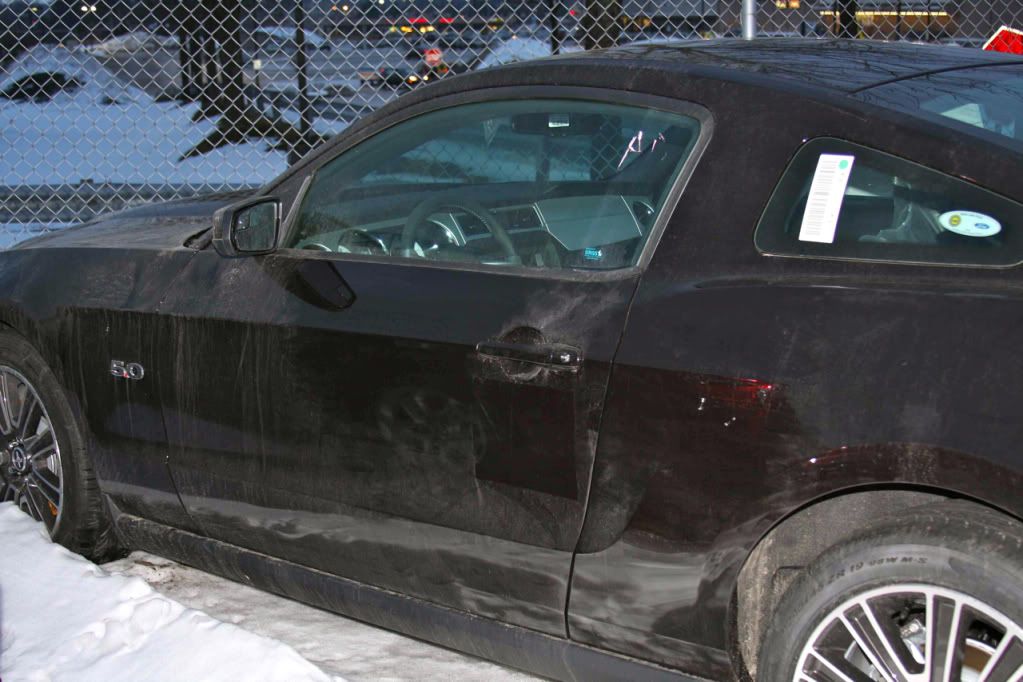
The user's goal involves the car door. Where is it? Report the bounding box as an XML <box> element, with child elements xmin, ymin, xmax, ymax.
<box><xmin>158</xmin><ymin>90</ymin><xmax>708</xmax><ymax>635</ymax></box>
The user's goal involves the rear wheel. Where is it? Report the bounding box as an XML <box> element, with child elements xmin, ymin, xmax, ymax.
<box><xmin>759</xmin><ymin>501</ymin><xmax>1023</xmax><ymax>681</ymax></box>
<box><xmin>0</xmin><ymin>330</ymin><xmax>117</xmax><ymax>559</ymax></box>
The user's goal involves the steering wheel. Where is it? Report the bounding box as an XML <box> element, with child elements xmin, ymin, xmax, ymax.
<box><xmin>337</xmin><ymin>227</ymin><xmax>388</xmax><ymax>255</ymax></box>
<box><xmin>400</xmin><ymin>194</ymin><xmax>519</xmax><ymax>263</ymax></box>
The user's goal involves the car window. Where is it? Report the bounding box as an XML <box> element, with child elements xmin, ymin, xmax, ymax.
<box><xmin>856</xmin><ymin>64</ymin><xmax>1023</xmax><ymax>148</ymax></box>
<box><xmin>755</xmin><ymin>138</ymin><xmax>1023</xmax><ymax>266</ymax></box>
<box><xmin>286</xmin><ymin>99</ymin><xmax>701</xmax><ymax>271</ymax></box>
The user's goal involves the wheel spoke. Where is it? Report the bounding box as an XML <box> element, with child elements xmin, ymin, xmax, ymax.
<box><xmin>30</xmin><ymin>469</ymin><xmax>60</xmax><ymax>503</ymax></box>
<box><xmin>20</xmin><ymin>483</ymin><xmax>45</xmax><ymax>521</ymax></box>
<box><xmin>24</xmin><ymin>425</ymin><xmax>54</xmax><ymax>456</ymax></box>
<box><xmin>30</xmin><ymin>466</ymin><xmax>59</xmax><ymax>498</ymax></box>
<box><xmin>17</xmin><ymin>391</ymin><xmax>43</xmax><ymax>440</ymax></box>
<box><xmin>807</xmin><ymin>649</ymin><xmax>876</xmax><ymax>682</ymax></box>
<box><xmin>978</xmin><ymin>635</ymin><xmax>1023</xmax><ymax>682</ymax></box>
<box><xmin>927</xmin><ymin>594</ymin><xmax>969</xmax><ymax>682</ymax></box>
<box><xmin>30</xmin><ymin>442</ymin><xmax>56</xmax><ymax>464</ymax></box>
<box><xmin>0</xmin><ymin>371</ymin><xmax>14</xmax><ymax>436</ymax></box>
<box><xmin>843</xmin><ymin>601</ymin><xmax>913</xmax><ymax>682</ymax></box>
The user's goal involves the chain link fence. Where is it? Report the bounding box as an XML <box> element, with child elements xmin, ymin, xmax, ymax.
<box><xmin>1</xmin><ymin>0</ymin><xmax>1021</xmax><ymax>247</ymax></box>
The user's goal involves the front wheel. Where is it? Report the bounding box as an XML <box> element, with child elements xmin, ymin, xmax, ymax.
<box><xmin>0</xmin><ymin>330</ymin><xmax>117</xmax><ymax>559</ymax></box>
<box><xmin>759</xmin><ymin>501</ymin><xmax>1023</xmax><ymax>681</ymax></box>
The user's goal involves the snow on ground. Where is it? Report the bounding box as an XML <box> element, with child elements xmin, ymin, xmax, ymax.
<box><xmin>104</xmin><ymin>552</ymin><xmax>536</xmax><ymax>682</ymax></box>
<box><xmin>0</xmin><ymin>503</ymin><xmax>340</xmax><ymax>682</ymax></box>
<box><xmin>0</xmin><ymin>97</ymin><xmax>290</xmax><ymax>186</ymax></box>
<box><xmin>1</xmin><ymin>44</ymin><xmax>150</xmax><ymax>104</ymax></box>
<box><xmin>0</xmin><ymin>223</ymin><xmax>59</xmax><ymax>249</ymax></box>
<box><xmin>475</xmin><ymin>37</ymin><xmax>583</xmax><ymax>71</ymax></box>
<box><xmin>254</xmin><ymin>25</ymin><xmax>329</xmax><ymax>48</ymax></box>
<box><xmin>86</xmin><ymin>32</ymin><xmax>180</xmax><ymax>58</ymax></box>
<box><xmin>0</xmin><ymin>503</ymin><xmax>533</xmax><ymax>681</ymax></box>
<box><xmin>0</xmin><ymin>44</ymin><xmax>346</xmax><ymax>189</ymax></box>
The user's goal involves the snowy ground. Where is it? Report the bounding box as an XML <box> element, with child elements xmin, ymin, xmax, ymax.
<box><xmin>0</xmin><ymin>224</ymin><xmax>53</xmax><ymax>249</ymax></box>
<box><xmin>0</xmin><ymin>503</ymin><xmax>534</xmax><ymax>681</ymax></box>
<box><xmin>0</xmin><ymin>45</ymin><xmax>346</xmax><ymax>188</ymax></box>
<box><xmin>0</xmin><ymin>94</ymin><xmax>290</xmax><ymax>187</ymax></box>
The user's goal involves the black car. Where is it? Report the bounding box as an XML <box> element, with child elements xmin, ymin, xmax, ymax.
<box><xmin>4</xmin><ymin>39</ymin><xmax>1023</xmax><ymax>681</ymax></box>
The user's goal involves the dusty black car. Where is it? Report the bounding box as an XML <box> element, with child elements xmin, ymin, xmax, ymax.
<box><xmin>3</xmin><ymin>39</ymin><xmax>1023</xmax><ymax>681</ymax></box>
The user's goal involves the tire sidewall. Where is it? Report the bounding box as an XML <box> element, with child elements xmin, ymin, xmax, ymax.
<box><xmin>760</xmin><ymin>529</ymin><xmax>1023</xmax><ymax>681</ymax></box>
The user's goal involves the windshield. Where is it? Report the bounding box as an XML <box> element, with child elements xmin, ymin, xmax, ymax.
<box><xmin>856</xmin><ymin>64</ymin><xmax>1023</xmax><ymax>148</ymax></box>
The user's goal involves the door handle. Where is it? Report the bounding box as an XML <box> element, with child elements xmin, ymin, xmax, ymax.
<box><xmin>476</xmin><ymin>340</ymin><xmax>582</xmax><ymax>370</ymax></box>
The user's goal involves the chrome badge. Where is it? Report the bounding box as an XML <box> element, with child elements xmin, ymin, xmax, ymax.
<box><xmin>110</xmin><ymin>360</ymin><xmax>145</xmax><ymax>381</ymax></box>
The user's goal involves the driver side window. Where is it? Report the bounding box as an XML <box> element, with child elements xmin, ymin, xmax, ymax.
<box><xmin>286</xmin><ymin>99</ymin><xmax>701</xmax><ymax>271</ymax></box>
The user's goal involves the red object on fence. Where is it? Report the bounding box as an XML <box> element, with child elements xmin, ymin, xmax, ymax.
<box><xmin>984</xmin><ymin>26</ymin><xmax>1023</xmax><ymax>54</ymax></box>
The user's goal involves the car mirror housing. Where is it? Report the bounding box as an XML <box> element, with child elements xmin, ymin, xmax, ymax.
<box><xmin>212</xmin><ymin>196</ymin><xmax>282</xmax><ymax>257</ymax></box>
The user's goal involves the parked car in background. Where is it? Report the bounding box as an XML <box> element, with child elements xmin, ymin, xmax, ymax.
<box><xmin>358</xmin><ymin>64</ymin><xmax>436</xmax><ymax>90</ymax></box>
<box><xmin>3</xmin><ymin>39</ymin><xmax>1023</xmax><ymax>682</ymax></box>
<box><xmin>404</xmin><ymin>28</ymin><xmax>491</xmax><ymax>68</ymax></box>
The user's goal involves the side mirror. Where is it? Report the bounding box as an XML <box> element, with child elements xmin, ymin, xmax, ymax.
<box><xmin>212</xmin><ymin>196</ymin><xmax>281</xmax><ymax>257</ymax></box>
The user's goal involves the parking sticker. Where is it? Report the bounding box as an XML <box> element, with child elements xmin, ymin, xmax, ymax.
<box><xmin>798</xmin><ymin>154</ymin><xmax>856</xmax><ymax>244</ymax></box>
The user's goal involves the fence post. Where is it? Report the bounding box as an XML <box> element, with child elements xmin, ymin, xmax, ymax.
<box><xmin>547</xmin><ymin>0</ymin><xmax>565</xmax><ymax>55</ymax></box>
<box><xmin>582</xmin><ymin>0</ymin><xmax>621</xmax><ymax>49</ymax></box>
<box><xmin>291</xmin><ymin>0</ymin><xmax>314</xmax><ymax>164</ymax></box>
<box><xmin>742</xmin><ymin>0</ymin><xmax>757</xmax><ymax>38</ymax></box>
<box><xmin>837</xmin><ymin>0</ymin><xmax>860</xmax><ymax>37</ymax></box>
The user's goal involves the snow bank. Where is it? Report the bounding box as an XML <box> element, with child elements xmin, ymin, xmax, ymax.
<box><xmin>0</xmin><ymin>223</ymin><xmax>66</xmax><ymax>249</ymax></box>
<box><xmin>86</xmin><ymin>32</ymin><xmax>180</xmax><ymax>57</ymax></box>
<box><xmin>0</xmin><ymin>503</ymin><xmax>341</xmax><ymax>682</ymax></box>
<box><xmin>255</xmin><ymin>26</ymin><xmax>328</xmax><ymax>48</ymax></box>
<box><xmin>1</xmin><ymin>44</ymin><xmax>150</xmax><ymax>105</ymax></box>
<box><xmin>0</xmin><ymin>97</ymin><xmax>290</xmax><ymax>186</ymax></box>
<box><xmin>0</xmin><ymin>44</ymin><xmax>346</xmax><ymax>188</ymax></box>
<box><xmin>476</xmin><ymin>38</ymin><xmax>553</xmax><ymax>70</ymax></box>
<box><xmin>475</xmin><ymin>38</ymin><xmax>583</xmax><ymax>71</ymax></box>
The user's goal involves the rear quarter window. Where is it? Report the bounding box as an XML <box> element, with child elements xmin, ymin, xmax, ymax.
<box><xmin>754</xmin><ymin>138</ymin><xmax>1023</xmax><ymax>267</ymax></box>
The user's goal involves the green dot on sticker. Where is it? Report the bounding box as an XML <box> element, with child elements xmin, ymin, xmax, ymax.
<box><xmin>839</xmin><ymin>160</ymin><xmax>850</xmax><ymax>170</ymax></box>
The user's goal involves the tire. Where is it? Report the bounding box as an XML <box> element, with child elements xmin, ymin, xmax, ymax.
<box><xmin>0</xmin><ymin>329</ymin><xmax>118</xmax><ymax>560</ymax></box>
<box><xmin>759</xmin><ymin>500</ymin><xmax>1023</xmax><ymax>682</ymax></box>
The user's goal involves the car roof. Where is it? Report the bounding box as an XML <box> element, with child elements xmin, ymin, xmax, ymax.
<box><xmin>548</xmin><ymin>38</ymin><xmax>1023</xmax><ymax>94</ymax></box>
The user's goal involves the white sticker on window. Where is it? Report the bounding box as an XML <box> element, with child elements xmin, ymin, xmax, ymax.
<box><xmin>938</xmin><ymin>210</ymin><xmax>1002</xmax><ymax>237</ymax></box>
<box><xmin>798</xmin><ymin>154</ymin><xmax>856</xmax><ymax>244</ymax></box>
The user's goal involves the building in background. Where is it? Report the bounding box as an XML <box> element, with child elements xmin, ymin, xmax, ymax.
<box><xmin>760</xmin><ymin>0</ymin><xmax>1023</xmax><ymax>40</ymax></box>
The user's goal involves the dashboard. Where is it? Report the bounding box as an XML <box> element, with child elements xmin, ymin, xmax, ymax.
<box><xmin>294</xmin><ymin>193</ymin><xmax>658</xmax><ymax>270</ymax></box>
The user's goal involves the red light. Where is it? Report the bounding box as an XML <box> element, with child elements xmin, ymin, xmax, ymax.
<box><xmin>439</xmin><ymin>17</ymin><xmax>454</xmax><ymax>24</ymax></box>
<box><xmin>569</xmin><ymin>9</ymin><xmax>576</xmax><ymax>16</ymax></box>
<box><xmin>699</xmin><ymin>378</ymin><xmax>776</xmax><ymax>411</ymax></box>
<box><xmin>408</xmin><ymin>17</ymin><xmax>429</xmax><ymax>24</ymax></box>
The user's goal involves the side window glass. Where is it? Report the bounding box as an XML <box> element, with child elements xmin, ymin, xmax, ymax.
<box><xmin>286</xmin><ymin>99</ymin><xmax>701</xmax><ymax>271</ymax></box>
<box><xmin>755</xmin><ymin>138</ymin><xmax>1023</xmax><ymax>267</ymax></box>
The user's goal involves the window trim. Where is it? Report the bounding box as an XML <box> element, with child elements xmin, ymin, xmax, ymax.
<box><xmin>754</xmin><ymin>136</ymin><xmax>1023</xmax><ymax>269</ymax></box>
<box><xmin>274</xmin><ymin>85</ymin><xmax>713</xmax><ymax>282</ymax></box>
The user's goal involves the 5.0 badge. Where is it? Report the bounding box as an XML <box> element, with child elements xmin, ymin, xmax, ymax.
<box><xmin>110</xmin><ymin>360</ymin><xmax>145</xmax><ymax>381</ymax></box>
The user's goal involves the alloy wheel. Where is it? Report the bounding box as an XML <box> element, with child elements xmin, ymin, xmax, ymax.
<box><xmin>0</xmin><ymin>366</ymin><xmax>63</xmax><ymax>531</ymax></box>
<box><xmin>795</xmin><ymin>584</ymin><xmax>1023</xmax><ymax>682</ymax></box>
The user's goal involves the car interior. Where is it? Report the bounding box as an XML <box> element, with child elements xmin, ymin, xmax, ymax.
<box><xmin>768</xmin><ymin>141</ymin><xmax>1023</xmax><ymax>266</ymax></box>
<box><xmin>285</xmin><ymin>101</ymin><xmax>701</xmax><ymax>271</ymax></box>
